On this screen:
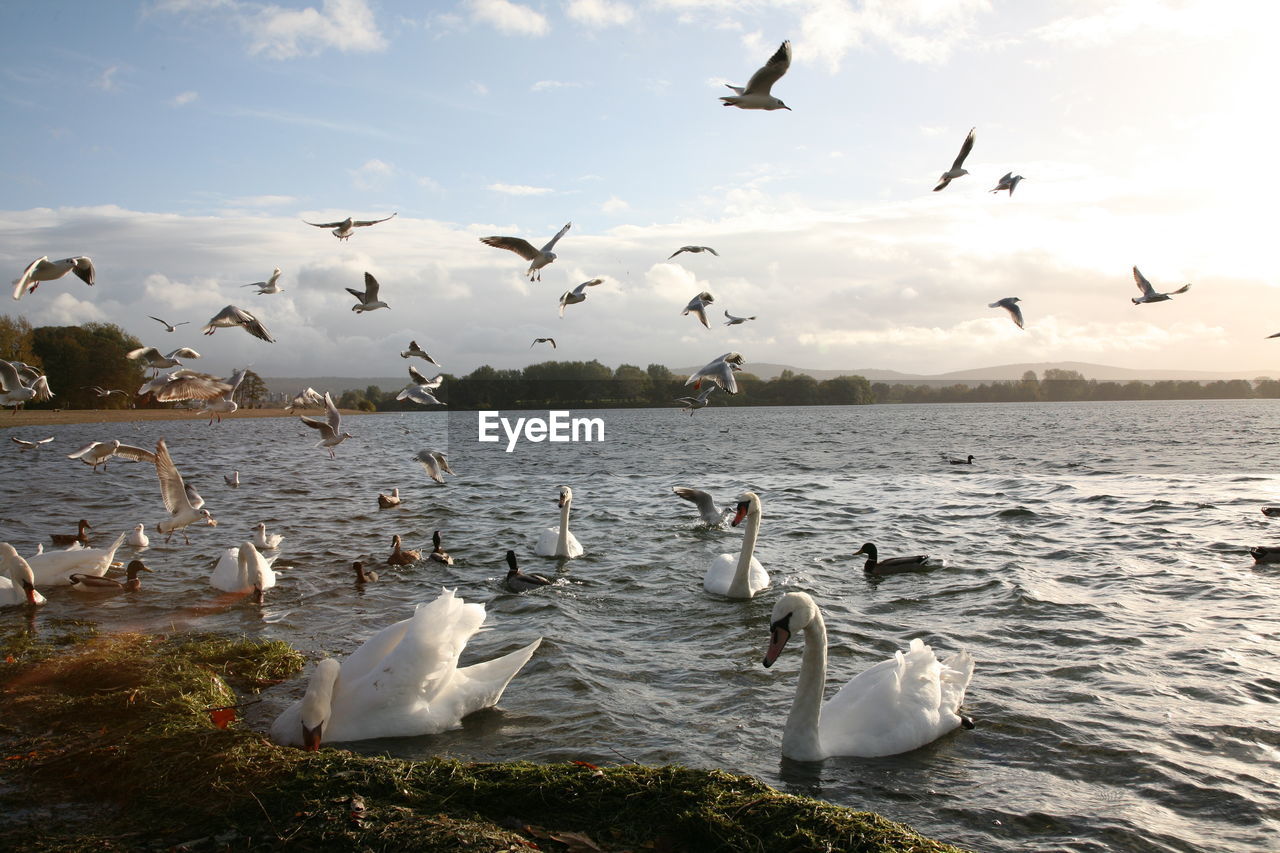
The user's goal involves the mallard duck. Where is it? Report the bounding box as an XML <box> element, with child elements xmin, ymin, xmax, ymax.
<box><xmin>377</xmin><ymin>488</ymin><xmax>401</xmax><ymax>509</ymax></box>
<box><xmin>505</xmin><ymin>550</ymin><xmax>551</xmax><ymax>591</ymax></box>
<box><xmin>1250</xmin><ymin>546</ymin><xmax>1280</xmax><ymax>563</ymax></box>
<box><xmin>387</xmin><ymin>534</ymin><xmax>420</xmax><ymax>566</ymax></box>
<box><xmin>68</xmin><ymin>559</ymin><xmax>152</xmax><ymax>592</ymax></box>
<box><xmin>352</xmin><ymin>561</ymin><xmax>378</xmax><ymax>583</ymax></box>
<box><xmin>426</xmin><ymin>530</ymin><xmax>452</xmax><ymax>566</ymax></box>
<box><xmin>855</xmin><ymin>543</ymin><xmax>930</xmax><ymax>575</ymax></box>
<box><xmin>948</xmin><ymin>455</ymin><xmax>975</xmax><ymax>465</ymax></box>
<box><xmin>50</xmin><ymin>519</ymin><xmax>92</xmax><ymax>546</ymax></box>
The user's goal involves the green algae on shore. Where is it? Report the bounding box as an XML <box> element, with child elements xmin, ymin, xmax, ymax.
<box><xmin>0</xmin><ymin>625</ymin><xmax>967</xmax><ymax>852</ymax></box>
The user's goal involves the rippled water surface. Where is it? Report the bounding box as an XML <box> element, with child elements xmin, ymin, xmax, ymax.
<box><xmin>3</xmin><ymin>400</ymin><xmax>1279</xmax><ymax>852</ymax></box>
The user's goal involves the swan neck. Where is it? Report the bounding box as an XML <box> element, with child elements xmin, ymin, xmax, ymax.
<box><xmin>728</xmin><ymin>506</ymin><xmax>761</xmax><ymax>595</ymax></box>
<box><xmin>782</xmin><ymin>610</ymin><xmax>827</xmax><ymax>761</ymax></box>
<box><xmin>557</xmin><ymin>500</ymin><xmax>571</xmax><ymax>554</ymax></box>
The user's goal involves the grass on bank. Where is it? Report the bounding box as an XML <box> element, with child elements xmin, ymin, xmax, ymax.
<box><xmin>0</xmin><ymin>623</ymin><xmax>967</xmax><ymax>853</ymax></box>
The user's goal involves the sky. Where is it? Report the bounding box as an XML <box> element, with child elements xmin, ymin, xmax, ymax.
<box><xmin>2</xmin><ymin>0</ymin><xmax>1278</xmax><ymax>380</ymax></box>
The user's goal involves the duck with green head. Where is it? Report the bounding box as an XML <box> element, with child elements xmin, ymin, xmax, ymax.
<box><xmin>855</xmin><ymin>543</ymin><xmax>930</xmax><ymax>575</ymax></box>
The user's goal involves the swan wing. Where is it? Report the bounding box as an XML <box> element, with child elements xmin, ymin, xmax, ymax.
<box><xmin>449</xmin><ymin>638</ymin><xmax>542</xmax><ymax>719</ymax></box>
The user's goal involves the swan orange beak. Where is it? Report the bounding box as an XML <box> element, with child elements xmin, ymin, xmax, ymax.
<box><xmin>763</xmin><ymin>622</ymin><xmax>790</xmax><ymax>668</ymax></box>
<box><xmin>302</xmin><ymin>722</ymin><xmax>323</xmax><ymax>752</ymax></box>
<box><xmin>731</xmin><ymin>502</ymin><xmax>750</xmax><ymax>527</ymax></box>
<box><xmin>22</xmin><ymin>581</ymin><xmax>38</xmax><ymax>607</ymax></box>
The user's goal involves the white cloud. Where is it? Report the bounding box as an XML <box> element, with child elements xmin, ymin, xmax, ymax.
<box><xmin>601</xmin><ymin>196</ymin><xmax>630</xmax><ymax>213</ymax></box>
<box><xmin>531</xmin><ymin>79</ymin><xmax>582</xmax><ymax>92</ymax></box>
<box><xmin>349</xmin><ymin>159</ymin><xmax>395</xmax><ymax>190</ymax></box>
<box><xmin>467</xmin><ymin>0</ymin><xmax>550</xmax><ymax>36</ymax></box>
<box><xmin>226</xmin><ymin>194</ymin><xmax>297</xmax><ymax>208</ymax></box>
<box><xmin>170</xmin><ymin>90</ymin><xmax>199</xmax><ymax>107</ymax></box>
<box><xmin>93</xmin><ymin>65</ymin><xmax>122</xmax><ymax>92</ymax></box>
<box><xmin>154</xmin><ymin>0</ymin><xmax>386</xmax><ymax>58</ymax></box>
<box><xmin>488</xmin><ymin>183</ymin><xmax>554</xmax><ymax>195</ymax></box>
<box><xmin>470</xmin><ymin>81</ymin><xmax>490</xmax><ymax>96</ymax></box>
<box><xmin>1035</xmin><ymin>0</ymin><xmax>1239</xmax><ymax>46</ymax></box>
<box><xmin>35</xmin><ymin>293</ymin><xmax>106</xmax><ymax>325</ymax></box>
<box><xmin>566</xmin><ymin>0</ymin><xmax>635</xmax><ymax>27</ymax></box>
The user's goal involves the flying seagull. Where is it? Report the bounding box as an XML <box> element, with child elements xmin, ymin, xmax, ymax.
<box><xmin>686</xmin><ymin>352</ymin><xmax>744</xmax><ymax>395</ymax></box>
<box><xmin>197</xmin><ymin>367</ymin><xmax>247</xmax><ymax>424</ymax></box>
<box><xmin>683</xmin><ymin>291</ymin><xmax>715</xmax><ymax>329</ymax></box>
<box><xmin>396</xmin><ymin>366</ymin><xmax>445</xmax><ymax>406</ymax></box>
<box><xmin>242</xmin><ymin>267</ymin><xmax>283</xmax><ymax>294</ymax></box>
<box><xmin>149</xmin><ymin>316</ymin><xmax>190</xmax><ymax>333</ymax></box>
<box><xmin>137</xmin><ymin>370</ymin><xmax>232</xmax><ymax>403</ymax></box>
<box><xmin>67</xmin><ymin>439</ymin><xmax>156</xmax><ymax>472</ymax></box>
<box><xmin>672</xmin><ymin>486</ymin><xmax>730</xmax><ymax>525</ymax></box>
<box><xmin>669</xmin><ymin>246</ymin><xmax>719</xmax><ymax>260</ymax></box>
<box><xmin>300</xmin><ymin>392</ymin><xmax>353</xmax><ymax>459</ymax></box>
<box><xmin>202</xmin><ymin>305</ymin><xmax>275</xmax><ymax>342</ymax></box>
<box><xmin>989</xmin><ymin>297</ymin><xmax>1024</xmax><ymax>329</ymax></box>
<box><xmin>286</xmin><ymin>387</ymin><xmax>325</xmax><ymax>412</ymax></box>
<box><xmin>11</xmin><ymin>256</ymin><xmax>95</xmax><ymax>300</ymax></box>
<box><xmin>990</xmin><ymin>172</ymin><xmax>1024</xmax><ymax>195</ymax></box>
<box><xmin>127</xmin><ymin>346</ymin><xmax>202</xmax><ymax>370</ymax></box>
<box><xmin>480</xmin><ymin>221</ymin><xmax>571</xmax><ymax>281</ymax></box>
<box><xmin>531</xmin><ymin>337</ymin><xmax>557</xmax><ymax>349</ymax></box>
<box><xmin>1131</xmin><ymin>266</ymin><xmax>1191</xmax><ymax>305</ymax></box>
<box><xmin>675</xmin><ymin>384</ymin><xmax>717</xmax><ymax>415</ymax></box>
<box><xmin>400</xmin><ymin>340</ymin><xmax>441</xmax><ymax>366</ymax></box>
<box><xmin>83</xmin><ymin>385</ymin><xmax>128</xmax><ymax>398</ymax></box>
<box><xmin>724</xmin><ymin>310</ymin><xmax>756</xmax><ymax>326</ymax></box>
<box><xmin>559</xmin><ymin>278</ymin><xmax>603</xmax><ymax>317</ymax></box>
<box><xmin>0</xmin><ymin>360</ymin><xmax>53</xmax><ymax>413</ymax></box>
<box><xmin>303</xmin><ymin>213</ymin><xmax>396</xmax><ymax>240</ymax></box>
<box><xmin>933</xmin><ymin>128</ymin><xmax>976</xmax><ymax>191</ymax></box>
<box><xmin>720</xmin><ymin>40</ymin><xmax>792</xmax><ymax>111</ymax></box>
<box><xmin>347</xmin><ymin>272</ymin><xmax>389</xmax><ymax>312</ymax></box>
<box><xmin>153</xmin><ymin>438</ymin><xmax>217</xmax><ymax>543</ymax></box>
<box><xmin>11</xmin><ymin>436</ymin><xmax>54</xmax><ymax>450</ymax></box>
<box><xmin>413</xmin><ymin>449</ymin><xmax>454</xmax><ymax>484</ymax></box>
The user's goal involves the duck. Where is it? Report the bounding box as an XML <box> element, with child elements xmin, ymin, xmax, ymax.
<box><xmin>269</xmin><ymin>588</ymin><xmax>542</xmax><ymax>750</ymax></box>
<box><xmin>1249</xmin><ymin>546</ymin><xmax>1280</xmax><ymax>563</ymax></box>
<box><xmin>763</xmin><ymin>591</ymin><xmax>975</xmax><ymax>760</ymax></box>
<box><xmin>127</xmin><ymin>523</ymin><xmax>150</xmax><ymax>548</ymax></box>
<box><xmin>209</xmin><ymin>542</ymin><xmax>277</xmax><ymax>602</ymax></box>
<box><xmin>703</xmin><ymin>492</ymin><xmax>769</xmax><ymax>599</ymax></box>
<box><xmin>505</xmin><ymin>550</ymin><xmax>551</xmax><ymax>591</ymax></box>
<box><xmin>855</xmin><ymin>542</ymin><xmax>930</xmax><ymax>575</ymax></box>
<box><xmin>535</xmin><ymin>485</ymin><xmax>584</xmax><ymax>558</ymax></box>
<box><xmin>252</xmin><ymin>522</ymin><xmax>284</xmax><ymax>550</ymax></box>
<box><xmin>27</xmin><ymin>532</ymin><xmax>127</xmax><ymax>586</ymax></box>
<box><xmin>377</xmin><ymin>488</ymin><xmax>402</xmax><ymax>509</ymax></box>
<box><xmin>1262</xmin><ymin>508</ymin><xmax>1280</xmax><ymax>518</ymax></box>
<box><xmin>949</xmin><ymin>455</ymin><xmax>975</xmax><ymax>465</ymax></box>
<box><xmin>429</xmin><ymin>530</ymin><xmax>453</xmax><ymax>566</ymax></box>
<box><xmin>387</xmin><ymin>534</ymin><xmax>420</xmax><ymax>566</ymax></box>
<box><xmin>225</xmin><ymin>471</ymin><xmax>240</xmax><ymax>487</ymax></box>
<box><xmin>69</xmin><ymin>559</ymin><xmax>152</xmax><ymax>593</ymax></box>
<box><xmin>0</xmin><ymin>544</ymin><xmax>45</xmax><ymax>607</ymax></box>
<box><xmin>352</xmin><ymin>561</ymin><xmax>378</xmax><ymax>583</ymax></box>
<box><xmin>50</xmin><ymin>519</ymin><xmax>93</xmax><ymax>547</ymax></box>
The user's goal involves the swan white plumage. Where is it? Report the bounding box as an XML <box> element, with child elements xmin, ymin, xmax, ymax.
<box><xmin>763</xmin><ymin>591</ymin><xmax>975</xmax><ymax>760</ymax></box>
<box><xmin>252</xmin><ymin>522</ymin><xmax>283</xmax><ymax>550</ymax></box>
<box><xmin>535</xmin><ymin>485</ymin><xmax>584</xmax><ymax>558</ymax></box>
<box><xmin>0</xmin><ymin>544</ymin><xmax>45</xmax><ymax>606</ymax></box>
<box><xmin>210</xmin><ymin>542</ymin><xmax>277</xmax><ymax>602</ymax></box>
<box><xmin>269</xmin><ymin>588</ymin><xmax>542</xmax><ymax>750</ymax></box>
<box><xmin>702</xmin><ymin>491</ymin><xmax>768</xmax><ymax>599</ymax></box>
<box><xmin>26</xmin><ymin>531</ymin><xmax>127</xmax><ymax>586</ymax></box>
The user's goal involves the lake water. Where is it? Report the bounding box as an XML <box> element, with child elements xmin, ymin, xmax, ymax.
<box><xmin>2</xmin><ymin>400</ymin><xmax>1278</xmax><ymax>852</ymax></box>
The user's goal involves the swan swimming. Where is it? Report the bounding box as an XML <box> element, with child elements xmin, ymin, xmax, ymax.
<box><xmin>210</xmin><ymin>542</ymin><xmax>277</xmax><ymax>602</ymax></box>
<box><xmin>269</xmin><ymin>588</ymin><xmax>542</xmax><ymax>750</ymax></box>
<box><xmin>702</xmin><ymin>491</ymin><xmax>769</xmax><ymax>599</ymax></box>
<box><xmin>0</xmin><ymin>544</ymin><xmax>44</xmax><ymax>606</ymax></box>
<box><xmin>763</xmin><ymin>591</ymin><xmax>975</xmax><ymax>760</ymax></box>
<box><xmin>535</xmin><ymin>486</ymin><xmax>584</xmax><ymax>558</ymax></box>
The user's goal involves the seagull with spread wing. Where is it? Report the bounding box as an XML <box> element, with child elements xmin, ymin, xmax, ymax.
<box><xmin>1131</xmin><ymin>266</ymin><xmax>1191</xmax><ymax>305</ymax></box>
<box><xmin>559</xmin><ymin>278</ymin><xmax>602</xmax><ymax>317</ymax></box>
<box><xmin>300</xmin><ymin>392</ymin><xmax>353</xmax><ymax>459</ymax></box>
<box><xmin>0</xmin><ymin>360</ymin><xmax>53</xmax><ymax>413</ymax></box>
<box><xmin>989</xmin><ymin>297</ymin><xmax>1025</xmax><ymax>329</ymax></box>
<box><xmin>683</xmin><ymin>292</ymin><xmax>715</xmax><ymax>329</ymax></box>
<box><xmin>400</xmin><ymin>340</ymin><xmax>441</xmax><ymax>366</ymax></box>
<box><xmin>303</xmin><ymin>213</ymin><xmax>396</xmax><ymax>240</ymax></box>
<box><xmin>531</xmin><ymin>337</ymin><xmax>557</xmax><ymax>349</ymax></box>
<box><xmin>724</xmin><ymin>310</ymin><xmax>756</xmax><ymax>326</ymax></box>
<box><xmin>149</xmin><ymin>316</ymin><xmax>190</xmax><ymax>333</ymax></box>
<box><xmin>153</xmin><ymin>438</ymin><xmax>217</xmax><ymax>543</ymax></box>
<box><xmin>720</xmin><ymin>40</ymin><xmax>792</xmax><ymax>111</ymax></box>
<box><xmin>347</xmin><ymin>272</ymin><xmax>389</xmax><ymax>312</ymax></box>
<box><xmin>12</xmin><ymin>256</ymin><xmax>95</xmax><ymax>300</ymax></box>
<box><xmin>127</xmin><ymin>346</ymin><xmax>201</xmax><ymax>370</ymax></box>
<box><xmin>11</xmin><ymin>436</ymin><xmax>54</xmax><ymax>451</ymax></box>
<box><xmin>242</xmin><ymin>267</ymin><xmax>283</xmax><ymax>294</ymax></box>
<box><xmin>669</xmin><ymin>246</ymin><xmax>719</xmax><ymax>259</ymax></box>
<box><xmin>202</xmin><ymin>305</ymin><xmax>275</xmax><ymax>342</ymax></box>
<box><xmin>197</xmin><ymin>367</ymin><xmax>247</xmax><ymax>424</ymax></box>
<box><xmin>414</xmin><ymin>449</ymin><xmax>454</xmax><ymax>484</ymax></box>
<box><xmin>686</xmin><ymin>352</ymin><xmax>744</xmax><ymax>395</ymax></box>
<box><xmin>480</xmin><ymin>221</ymin><xmax>571</xmax><ymax>281</ymax></box>
<box><xmin>674</xmin><ymin>384</ymin><xmax>717</xmax><ymax>415</ymax></box>
<box><xmin>137</xmin><ymin>370</ymin><xmax>232</xmax><ymax>403</ymax></box>
<box><xmin>933</xmin><ymin>128</ymin><xmax>976</xmax><ymax>191</ymax></box>
<box><xmin>396</xmin><ymin>367</ymin><xmax>445</xmax><ymax>406</ymax></box>
<box><xmin>990</xmin><ymin>172</ymin><xmax>1025</xmax><ymax>196</ymax></box>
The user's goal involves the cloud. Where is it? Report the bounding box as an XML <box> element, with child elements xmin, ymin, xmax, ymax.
<box><xmin>154</xmin><ymin>0</ymin><xmax>386</xmax><ymax>58</ymax></box>
<box><xmin>470</xmin><ymin>81</ymin><xmax>490</xmax><ymax>96</ymax></box>
<box><xmin>170</xmin><ymin>90</ymin><xmax>199</xmax><ymax>107</ymax></box>
<box><xmin>530</xmin><ymin>79</ymin><xmax>582</xmax><ymax>92</ymax></box>
<box><xmin>349</xmin><ymin>159</ymin><xmax>395</xmax><ymax>190</ymax></box>
<box><xmin>601</xmin><ymin>196</ymin><xmax>630</xmax><ymax>213</ymax></box>
<box><xmin>1035</xmin><ymin>0</ymin><xmax>1238</xmax><ymax>46</ymax></box>
<box><xmin>225</xmin><ymin>194</ymin><xmax>297</xmax><ymax>208</ymax></box>
<box><xmin>488</xmin><ymin>183</ymin><xmax>554</xmax><ymax>196</ymax></box>
<box><xmin>467</xmin><ymin>0</ymin><xmax>549</xmax><ymax>36</ymax></box>
<box><xmin>566</xmin><ymin>0</ymin><xmax>635</xmax><ymax>27</ymax></box>
<box><xmin>34</xmin><ymin>293</ymin><xmax>106</xmax><ymax>326</ymax></box>
<box><xmin>93</xmin><ymin>66</ymin><xmax>122</xmax><ymax>92</ymax></box>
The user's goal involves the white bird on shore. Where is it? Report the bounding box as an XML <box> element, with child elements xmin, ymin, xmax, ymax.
<box><xmin>396</xmin><ymin>367</ymin><xmax>444</xmax><ymax>406</ymax></box>
<box><xmin>300</xmin><ymin>392</ymin><xmax>353</xmax><ymax>459</ymax></box>
<box><xmin>303</xmin><ymin>212</ymin><xmax>396</xmax><ymax>240</ymax></box>
<box><xmin>989</xmin><ymin>172</ymin><xmax>1024</xmax><ymax>195</ymax></box>
<box><xmin>148</xmin><ymin>316</ymin><xmax>190</xmax><ymax>333</ymax></box>
<box><xmin>686</xmin><ymin>352</ymin><xmax>744</xmax><ymax>395</ymax></box>
<box><xmin>675</xmin><ymin>384</ymin><xmax>717</xmax><ymax>414</ymax></box>
<box><xmin>11</xmin><ymin>256</ymin><xmax>95</xmax><ymax>300</ymax></box>
<box><xmin>672</xmin><ymin>486</ymin><xmax>730</xmax><ymax>526</ymax></box>
<box><xmin>154</xmin><ymin>438</ymin><xmax>217</xmax><ymax>543</ymax></box>
<box><xmin>242</xmin><ymin>267</ymin><xmax>283</xmax><ymax>294</ymax></box>
<box><xmin>413</xmin><ymin>449</ymin><xmax>454</xmax><ymax>484</ymax></box>
<box><xmin>400</xmin><ymin>340</ymin><xmax>441</xmax><ymax>366</ymax></box>
<box><xmin>933</xmin><ymin>128</ymin><xmax>976</xmax><ymax>191</ymax></box>
<box><xmin>683</xmin><ymin>291</ymin><xmax>715</xmax><ymax>329</ymax></box>
<box><xmin>1131</xmin><ymin>266</ymin><xmax>1191</xmax><ymax>305</ymax></box>
<box><xmin>127</xmin><ymin>346</ymin><xmax>202</xmax><ymax>370</ymax></box>
<box><xmin>480</xmin><ymin>221</ymin><xmax>571</xmax><ymax>281</ymax></box>
<box><xmin>347</xmin><ymin>272</ymin><xmax>389</xmax><ymax>312</ymax></box>
<box><xmin>720</xmin><ymin>40</ymin><xmax>792</xmax><ymax>111</ymax></box>
<box><xmin>0</xmin><ymin>360</ymin><xmax>53</xmax><ymax>413</ymax></box>
<box><xmin>202</xmin><ymin>305</ymin><xmax>275</xmax><ymax>342</ymax></box>
<box><xmin>67</xmin><ymin>439</ymin><xmax>156</xmax><ymax>471</ymax></box>
<box><xmin>559</xmin><ymin>278</ymin><xmax>602</xmax><ymax>317</ymax></box>
<box><xmin>989</xmin><ymin>297</ymin><xmax>1024</xmax><ymax>329</ymax></box>
<box><xmin>724</xmin><ymin>310</ymin><xmax>756</xmax><ymax>326</ymax></box>
<box><xmin>669</xmin><ymin>245</ymin><xmax>719</xmax><ymax>260</ymax></box>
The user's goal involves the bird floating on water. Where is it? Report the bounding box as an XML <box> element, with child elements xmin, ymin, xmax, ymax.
<box><xmin>378</xmin><ymin>488</ymin><xmax>401</xmax><ymax>509</ymax></box>
<box><xmin>387</xmin><ymin>534</ymin><xmax>420</xmax><ymax>566</ymax></box>
<box><xmin>202</xmin><ymin>305</ymin><xmax>275</xmax><ymax>342</ymax></box>
<box><xmin>69</xmin><ymin>559</ymin><xmax>152</xmax><ymax>593</ymax></box>
<box><xmin>11</xmin><ymin>256</ymin><xmax>94</xmax><ymax>300</ymax></box>
<box><xmin>855</xmin><ymin>542</ymin><xmax>931</xmax><ymax>575</ymax></box>
<box><xmin>480</xmin><ymin>221</ymin><xmax>571</xmax><ymax>281</ymax></box>
<box><xmin>429</xmin><ymin>531</ymin><xmax>453</xmax><ymax>566</ymax></box>
<box><xmin>933</xmin><ymin>128</ymin><xmax>975</xmax><ymax>191</ymax></box>
<box><xmin>1131</xmin><ymin>266</ymin><xmax>1191</xmax><ymax>305</ymax></box>
<box><xmin>505</xmin><ymin>550</ymin><xmax>551</xmax><ymax>591</ymax></box>
<box><xmin>989</xmin><ymin>297</ymin><xmax>1024</xmax><ymax>329</ymax></box>
<box><xmin>303</xmin><ymin>213</ymin><xmax>396</xmax><ymax>240</ymax></box>
<box><xmin>347</xmin><ymin>272</ymin><xmax>389</xmax><ymax>312</ymax></box>
<box><xmin>50</xmin><ymin>519</ymin><xmax>92</xmax><ymax>547</ymax></box>
<box><xmin>720</xmin><ymin>40</ymin><xmax>791</xmax><ymax>111</ymax></box>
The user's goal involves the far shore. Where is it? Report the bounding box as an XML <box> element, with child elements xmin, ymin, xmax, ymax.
<box><xmin>0</xmin><ymin>407</ymin><xmax>370</xmax><ymax>430</ymax></box>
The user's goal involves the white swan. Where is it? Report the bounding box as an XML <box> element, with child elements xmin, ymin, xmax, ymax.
<box><xmin>210</xmin><ymin>542</ymin><xmax>277</xmax><ymax>602</ymax></box>
<box><xmin>27</xmin><ymin>531</ymin><xmax>127</xmax><ymax>586</ymax></box>
<box><xmin>269</xmin><ymin>588</ymin><xmax>542</xmax><ymax>750</ymax></box>
<box><xmin>702</xmin><ymin>491</ymin><xmax>768</xmax><ymax>599</ymax></box>
<box><xmin>535</xmin><ymin>485</ymin><xmax>584</xmax><ymax>558</ymax></box>
<box><xmin>127</xmin><ymin>523</ymin><xmax>149</xmax><ymax>548</ymax></box>
<box><xmin>763</xmin><ymin>591</ymin><xmax>975</xmax><ymax>761</ymax></box>
<box><xmin>0</xmin><ymin>544</ymin><xmax>45</xmax><ymax>606</ymax></box>
<box><xmin>252</xmin><ymin>522</ymin><xmax>284</xmax><ymax>550</ymax></box>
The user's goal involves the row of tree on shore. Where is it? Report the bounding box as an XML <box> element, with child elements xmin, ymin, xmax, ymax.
<box><xmin>4</xmin><ymin>316</ymin><xmax>1279</xmax><ymax>412</ymax></box>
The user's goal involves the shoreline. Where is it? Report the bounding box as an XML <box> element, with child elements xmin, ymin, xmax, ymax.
<box><xmin>0</xmin><ymin>407</ymin><xmax>370</xmax><ymax>430</ymax></box>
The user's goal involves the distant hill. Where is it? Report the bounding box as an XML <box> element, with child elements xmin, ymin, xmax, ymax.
<box><xmin>264</xmin><ymin>376</ymin><xmax>405</xmax><ymax>396</ymax></box>
<box><xmin>674</xmin><ymin>361</ymin><xmax>1278</xmax><ymax>383</ymax></box>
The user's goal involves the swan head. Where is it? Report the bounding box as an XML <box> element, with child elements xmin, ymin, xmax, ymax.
<box><xmin>731</xmin><ymin>491</ymin><xmax>760</xmax><ymax>527</ymax></box>
<box><xmin>299</xmin><ymin>658</ymin><xmax>341</xmax><ymax>751</ymax></box>
<box><xmin>557</xmin><ymin>486</ymin><xmax>573</xmax><ymax>508</ymax></box>
<box><xmin>763</xmin><ymin>592</ymin><xmax>819</xmax><ymax>668</ymax></box>
<box><xmin>0</xmin><ymin>545</ymin><xmax>42</xmax><ymax>606</ymax></box>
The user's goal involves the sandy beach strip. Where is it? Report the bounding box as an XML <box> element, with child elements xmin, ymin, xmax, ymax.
<box><xmin>0</xmin><ymin>407</ymin><xmax>370</xmax><ymax>430</ymax></box>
